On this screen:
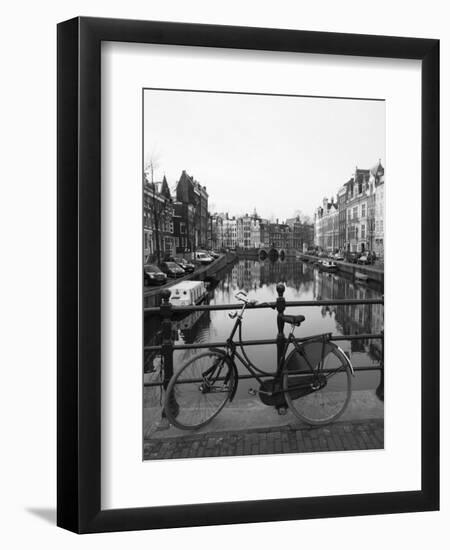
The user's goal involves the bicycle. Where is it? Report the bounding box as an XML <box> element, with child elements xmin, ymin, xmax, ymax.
<box><xmin>164</xmin><ymin>290</ymin><xmax>354</xmax><ymax>430</ymax></box>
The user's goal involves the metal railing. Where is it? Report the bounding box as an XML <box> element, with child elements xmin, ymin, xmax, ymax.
<box><xmin>144</xmin><ymin>282</ymin><xmax>384</xmax><ymax>401</ymax></box>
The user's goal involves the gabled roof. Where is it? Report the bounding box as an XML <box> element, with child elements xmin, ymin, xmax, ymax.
<box><xmin>176</xmin><ymin>170</ymin><xmax>208</xmax><ymax>202</ymax></box>
<box><xmin>156</xmin><ymin>175</ymin><xmax>171</xmax><ymax>199</ymax></box>
<box><xmin>144</xmin><ymin>175</ymin><xmax>172</xmax><ymax>201</ymax></box>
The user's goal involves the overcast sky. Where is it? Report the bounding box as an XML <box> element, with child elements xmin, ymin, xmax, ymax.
<box><xmin>143</xmin><ymin>89</ymin><xmax>385</xmax><ymax>221</ymax></box>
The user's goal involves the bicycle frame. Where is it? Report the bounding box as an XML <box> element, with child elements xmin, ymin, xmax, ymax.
<box><xmin>217</xmin><ymin>299</ymin><xmax>337</xmax><ymax>399</ymax></box>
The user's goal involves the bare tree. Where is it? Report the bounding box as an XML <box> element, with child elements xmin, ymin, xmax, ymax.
<box><xmin>144</xmin><ymin>155</ymin><xmax>165</xmax><ymax>265</ymax></box>
<box><xmin>292</xmin><ymin>209</ymin><xmax>312</xmax><ymax>225</ymax></box>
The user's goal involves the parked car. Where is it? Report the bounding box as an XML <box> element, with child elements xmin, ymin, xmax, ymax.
<box><xmin>143</xmin><ymin>264</ymin><xmax>167</xmax><ymax>286</ymax></box>
<box><xmin>346</xmin><ymin>252</ymin><xmax>360</xmax><ymax>264</ymax></box>
<box><xmin>194</xmin><ymin>252</ymin><xmax>214</xmax><ymax>265</ymax></box>
<box><xmin>196</xmin><ymin>249</ymin><xmax>215</xmax><ymax>260</ymax></box>
<box><xmin>356</xmin><ymin>252</ymin><xmax>369</xmax><ymax>265</ymax></box>
<box><xmin>318</xmin><ymin>251</ymin><xmax>328</xmax><ymax>258</ymax></box>
<box><xmin>174</xmin><ymin>257</ymin><xmax>195</xmax><ymax>273</ymax></box>
<box><xmin>334</xmin><ymin>252</ymin><xmax>345</xmax><ymax>261</ymax></box>
<box><xmin>160</xmin><ymin>261</ymin><xmax>185</xmax><ymax>278</ymax></box>
<box><xmin>208</xmin><ymin>250</ymin><xmax>220</xmax><ymax>259</ymax></box>
<box><xmin>358</xmin><ymin>252</ymin><xmax>376</xmax><ymax>265</ymax></box>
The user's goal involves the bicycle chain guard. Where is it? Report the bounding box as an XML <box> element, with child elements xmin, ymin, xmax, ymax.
<box><xmin>258</xmin><ymin>379</ymin><xmax>288</xmax><ymax>408</ymax></box>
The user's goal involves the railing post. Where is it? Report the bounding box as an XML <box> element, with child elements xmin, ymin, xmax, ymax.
<box><xmin>376</xmin><ymin>329</ymin><xmax>384</xmax><ymax>401</ymax></box>
<box><xmin>276</xmin><ymin>282</ymin><xmax>286</xmax><ymax>368</ymax></box>
<box><xmin>159</xmin><ymin>289</ymin><xmax>177</xmax><ymax>418</ymax></box>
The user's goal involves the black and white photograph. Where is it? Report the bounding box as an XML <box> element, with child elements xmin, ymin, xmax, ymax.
<box><xmin>0</xmin><ymin>0</ymin><xmax>443</xmax><ymax>541</ymax></box>
<box><xmin>143</xmin><ymin>89</ymin><xmax>385</xmax><ymax>460</ymax></box>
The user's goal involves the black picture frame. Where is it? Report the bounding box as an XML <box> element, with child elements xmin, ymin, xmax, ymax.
<box><xmin>57</xmin><ymin>16</ymin><xmax>439</xmax><ymax>533</ymax></box>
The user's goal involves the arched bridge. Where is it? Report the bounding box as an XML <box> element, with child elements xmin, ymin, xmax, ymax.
<box><xmin>258</xmin><ymin>248</ymin><xmax>287</xmax><ymax>260</ymax></box>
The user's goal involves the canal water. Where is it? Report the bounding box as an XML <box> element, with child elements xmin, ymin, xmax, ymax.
<box><xmin>144</xmin><ymin>257</ymin><xmax>384</xmax><ymax>406</ymax></box>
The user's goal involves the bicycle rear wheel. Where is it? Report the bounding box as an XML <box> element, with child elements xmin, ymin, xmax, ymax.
<box><xmin>164</xmin><ymin>351</ymin><xmax>235</xmax><ymax>430</ymax></box>
<box><xmin>282</xmin><ymin>340</ymin><xmax>352</xmax><ymax>426</ymax></box>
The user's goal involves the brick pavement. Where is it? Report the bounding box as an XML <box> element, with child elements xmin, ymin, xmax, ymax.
<box><xmin>143</xmin><ymin>419</ymin><xmax>383</xmax><ymax>460</ymax></box>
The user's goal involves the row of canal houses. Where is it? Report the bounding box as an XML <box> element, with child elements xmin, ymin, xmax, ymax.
<box><xmin>314</xmin><ymin>160</ymin><xmax>385</xmax><ymax>258</ymax></box>
<box><xmin>143</xmin><ymin>170</ymin><xmax>209</xmax><ymax>263</ymax></box>
<box><xmin>209</xmin><ymin>211</ymin><xmax>314</xmax><ymax>252</ymax></box>
<box><xmin>143</xmin><ymin>167</ymin><xmax>315</xmax><ymax>263</ymax></box>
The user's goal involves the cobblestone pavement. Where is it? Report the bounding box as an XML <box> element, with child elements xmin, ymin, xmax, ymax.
<box><xmin>143</xmin><ymin>419</ymin><xmax>384</xmax><ymax>460</ymax></box>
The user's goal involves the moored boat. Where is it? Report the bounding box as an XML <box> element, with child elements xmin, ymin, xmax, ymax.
<box><xmin>355</xmin><ymin>271</ymin><xmax>369</xmax><ymax>282</ymax></box>
<box><xmin>319</xmin><ymin>260</ymin><xmax>338</xmax><ymax>272</ymax></box>
<box><xmin>168</xmin><ymin>280</ymin><xmax>208</xmax><ymax>306</ymax></box>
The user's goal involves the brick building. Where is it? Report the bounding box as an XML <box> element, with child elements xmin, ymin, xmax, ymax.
<box><xmin>175</xmin><ymin>170</ymin><xmax>209</xmax><ymax>250</ymax></box>
<box><xmin>143</xmin><ymin>175</ymin><xmax>175</xmax><ymax>263</ymax></box>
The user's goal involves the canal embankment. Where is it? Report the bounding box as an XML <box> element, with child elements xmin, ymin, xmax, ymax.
<box><xmin>298</xmin><ymin>253</ymin><xmax>384</xmax><ymax>284</ymax></box>
<box><xmin>144</xmin><ymin>251</ymin><xmax>237</xmax><ymax>308</ymax></box>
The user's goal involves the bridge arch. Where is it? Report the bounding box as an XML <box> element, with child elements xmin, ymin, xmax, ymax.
<box><xmin>268</xmin><ymin>248</ymin><xmax>279</xmax><ymax>261</ymax></box>
<box><xmin>258</xmin><ymin>247</ymin><xmax>287</xmax><ymax>260</ymax></box>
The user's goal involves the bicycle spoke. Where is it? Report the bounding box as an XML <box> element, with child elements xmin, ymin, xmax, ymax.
<box><xmin>283</xmin><ymin>344</ymin><xmax>352</xmax><ymax>426</ymax></box>
<box><xmin>165</xmin><ymin>352</ymin><xmax>233</xmax><ymax>430</ymax></box>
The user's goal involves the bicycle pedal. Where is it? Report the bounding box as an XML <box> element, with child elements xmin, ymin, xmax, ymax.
<box><xmin>248</xmin><ymin>388</ymin><xmax>257</xmax><ymax>396</ymax></box>
<box><xmin>277</xmin><ymin>407</ymin><xmax>288</xmax><ymax>416</ymax></box>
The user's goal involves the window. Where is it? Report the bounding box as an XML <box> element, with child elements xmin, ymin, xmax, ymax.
<box><xmin>353</xmin><ymin>206</ymin><xmax>358</xmax><ymax>220</ymax></box>
<box><xmin>361</xmin><ymin>224</ymin><xmax>366</xmax><ymax>239</ymax></box>
<box><xmin>180</xmin><ymin>223</ymin><xmax>186</xmax><ymax>234</ymax></box>
<box><xmin>361</xmin><ymin>203</ymin><xmax>366</xmax><ymax>218</ymax></box>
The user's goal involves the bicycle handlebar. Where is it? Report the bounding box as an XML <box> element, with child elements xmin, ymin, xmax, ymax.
<box><xmin>233</xmin><ymin>294</ymin><xmax>276</xmax><ymax>309</ymax></box>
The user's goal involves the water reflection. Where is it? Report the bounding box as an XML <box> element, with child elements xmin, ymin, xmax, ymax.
<box><xmin>145</xmin><ymin>258</ymin><xmax>384</xmax><ymax>393</ymax></box>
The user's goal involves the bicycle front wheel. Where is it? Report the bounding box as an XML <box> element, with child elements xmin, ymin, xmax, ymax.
<box><xmin>164</xmin><ymin>351</ymin><xmax>235</xmax><ymax>430</ymax></box>
<box><xmin>282</xmin><ymin>340</ymin><xmax>352</xmax><ymax>426</ymax></box>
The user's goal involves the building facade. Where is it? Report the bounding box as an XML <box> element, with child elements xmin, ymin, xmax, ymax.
<box><xmin>337</xmin><ymin>186</ymin><xmax>347</xmax><ymax>251</ymax></box>
<box><xmin>371</xmin><ymin>160</ymin><xmax>385</xmax><ymax>258</ymax></box>
<box><xmin>173</xmin><ymin>201</ymin><xmax>195</xmax><ymax>253</ymax></box>
<box><xmin>143</xmin><ymin>175</ymin><xmax>175</xmax><ymax>263</ymax></box>
<box><xmin>236</xmin><ymin>214</ymin><xmax>252</xmax><ymax>249</ymax></box>
<box><xmin>313</xmin><ymin>161</ymin><xmax>384</xmax><ymax>255</ymax></box>
<box><xmin>222</xmin><ymin>215</ymin><xmax>237</xmax><ymax>249</ymax></box>
<box><xmin>285</xmin><ymin>216</ymin><xmax>314</xmax><ymax>251</ymax></box>
<box><xmin>208</xmin><ymin>213</ymin><xmax>224</xmax><ymax>250</ymax></box>
<box><xmin>314</xmin><ymin>198</ymin><xmax>338</xmax><ymax>252</ymax></box>
<box><xmin>345</xmin><ymin>168</ymin><xmax>371</xmax><ymax>253</ymax></box>
<box><xmin>175</xmin><ymin>170</ymin><xmax>209</xmax><ymax>250</ymax></box>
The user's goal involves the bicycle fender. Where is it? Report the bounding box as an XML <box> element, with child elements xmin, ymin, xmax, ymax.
<box><xmin>228</xmin><ymin>362</ymin><xmax>239</xmax><ymax>402</ymax></box>
<box><xmin>334</xmin><ymin>344</ymin><xmax>356</xmax><ymax>377</ymax></box>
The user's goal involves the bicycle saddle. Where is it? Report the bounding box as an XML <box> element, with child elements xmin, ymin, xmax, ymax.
<box><xmin>281</xmin><ymin>314</ymin><xmax>305</xmax><ymax>326</ymax></box>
